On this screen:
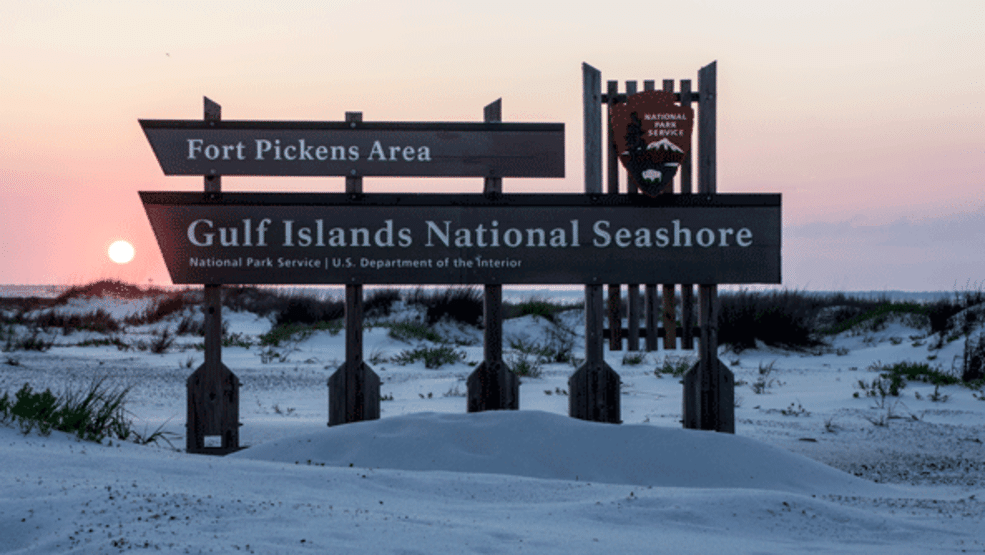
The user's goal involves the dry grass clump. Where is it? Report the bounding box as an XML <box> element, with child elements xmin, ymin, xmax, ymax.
<box><xmin>34</xmin><ymin>308</ymin><xmax>121</xmax><ymax>334</ymax></box>
<box><xmin>503</xmin><ymin>297</ymin><xmax>583</xmax><ymax>322</ymax></box>
<box><xmin>124</xmin><ymin>294</ymin><xmax>191</xmax><ymax>326</ymax></box>
<box><xmin>0</xmin><ymin>377</ymin><xmax>173</xmax><ymax>445</ymax></box>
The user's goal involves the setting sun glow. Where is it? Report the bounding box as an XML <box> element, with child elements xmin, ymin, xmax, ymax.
<box><xmin>108</xmin><ymin>240</ymin><xmax>135</xmax><ymax>264</ymax></box>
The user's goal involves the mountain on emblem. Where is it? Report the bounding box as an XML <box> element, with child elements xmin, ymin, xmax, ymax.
<box><xmin>609</xmin><ymin>90</ymin><xmax>694</xmax><ymax>196</ymax></box>
<box><xmin>646</xmin><ymin>138</ymin><xmax>684</xmax><ymax>153</ymax></box>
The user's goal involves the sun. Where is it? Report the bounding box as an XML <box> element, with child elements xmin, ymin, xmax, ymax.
<box><xmin>108</xmin><ymin>240</ymin><xmax>135</xmax><ymax>264</ymax></box>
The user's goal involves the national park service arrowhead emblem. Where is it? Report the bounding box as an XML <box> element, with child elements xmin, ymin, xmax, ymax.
<box><xmin>610</xmin><ymin>90</ymin><xmax>694</xmax><ymax>196</ymax></box>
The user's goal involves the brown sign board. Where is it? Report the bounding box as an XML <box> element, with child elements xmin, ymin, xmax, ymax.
<box><xmin>139</xmin><ymin>120</ymin><xmax>565</xmax><ymax>178</ymax></box>
<box><xmin>140</xmin><ymin>192</ymin><xmax>780</xmax><ymax>285</ymax></box>
<box><xmin>610</xmin><ymin>90</ymin><xmax>694</xmax><ymax>196</ymax></box>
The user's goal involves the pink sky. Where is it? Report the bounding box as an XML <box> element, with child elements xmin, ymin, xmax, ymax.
<box><xmin>1</xmin><ymin>1</ymin><xmax>982</xmax><ymax>290</ymax></box>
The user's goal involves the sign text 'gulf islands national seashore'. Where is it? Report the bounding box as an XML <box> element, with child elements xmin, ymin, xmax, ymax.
<box><xmin>140</xmin><ymin>193</ymin><xmax>780</xmax><ymax>285</ymax></box>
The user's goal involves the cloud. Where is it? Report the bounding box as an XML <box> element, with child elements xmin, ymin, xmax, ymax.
<box><xmin>786</xmin><ymin>208</ymin><xmax>985</xmax><ymax>247</ymax></box>
<box><xmin>783</xmin><ymin>206</ymin><xmax>985</xmax><ymax>290</ymax></box>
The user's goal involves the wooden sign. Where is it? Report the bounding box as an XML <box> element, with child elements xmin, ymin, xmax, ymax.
<box><xmin>610</xmin><ymin>90</ymin><xmax>694</xmax><ymax>196</ymax></box>
<box><xmin>139</xmin><ymin>120</ymin><xmax>565</xmax><ymax>178</ymax></box>
<box><xmin>140</xmin><ymin>192</ymin><xmax>781</xmax><ymax>286</ymax></box>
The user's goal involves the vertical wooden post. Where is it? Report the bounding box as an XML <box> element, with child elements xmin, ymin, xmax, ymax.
<box><xmin>605</xmin><ymin>80</ymin><xmax>622</xmax><ymax>351</ymax></box>
<box><xmin>570</xmin><ymin>63</ymin><xmax>621</xmax><ymax>424</ymax></box>
<box><xmin>624</xmin><ymin>80</ymin><xmax>641</xmax><ymax>353</ymax></box>
<box><xmin>682</xmin><ymin>61</ymin><xmax>734</xmax><ymax>433</ymax></box>
<box><xmin>328</xmin><ymin>111</ymin><xmax>381</xmax><ymax>426</ymax></box>
<box><xmin>660</xmin><ymin>79</ymin><xmax>678</xmax><ymax>351</ymax></box>
<box><xmin>468</xmin><ymin>98</ymin><xmax>519</xmax><ymax>412</ymax></box>
<box><xmin>644</xmin><ymin>284</ymin><xmax>658</xmax><ymax>350</ymax></box>
<box><xmin>679</xmin><ymin>79</ymin><xmax>695</xmax><ymax>350</ymax></box>
<box><xmin>187</xmin><ymin>97</ymin><xmax>240</xmax><ymax>455</ymax></box>
<box><xmin>661</xmin><ymin>284</ymin><xmax>676</xmax><ymax>350</ymax></box>
<box><xmin>624</xmin><ymin>79</ymin><xmax>639</xmax><ymax>198</ymax></box>
<box><xmin>583</xmin><ymin>64</ymin><xmax>603</xmax><ymax>199</ymax></box>
<box><xmin>642</xmin><ymin>80</ymin><xmax>659</xmax><ymax>352</ymax></box>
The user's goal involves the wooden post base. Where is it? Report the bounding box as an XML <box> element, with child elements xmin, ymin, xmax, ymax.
<box><xmin>467</xmin><ymin>360</ymin><xmax>519</xmax><ymax>412</ymax></box>
<box><xmin>681</xmin><ymin>357</ymin><xmax>734</xmax><ymax>433</ymax></box>
<box><xmin>186</xmin><ymin>362</ymin><xmax>241</xmax><ymax>455</ymax></box>
<box><xmin>568</xmin><ymin>361</ymin><xmax>621</xmax><ymax>423</ymax></box>
<box><xmin>328</xmin><ymin>361</ymin><xmax>380</xmax><ymax>427</ymax></box>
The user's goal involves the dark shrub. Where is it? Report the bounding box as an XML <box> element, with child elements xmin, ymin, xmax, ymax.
<box><xmin>149</xmin><ymin>328</ymin><xmax>175</xmax><ymax>354</ymax></box>
<box><xmin>926</xmin><ymin>295</ymin><xmax>984</xmax><ymax>339</ymax></box>
<box><xmin>274</xmin><ymin>296</ymin><xmax>344</xmax><ymax>326</ymax></box>
<box><xmin>223</xmin><ymin>286</ymin><xmax>286</xmax><ymax>317</ymax></box>
<box><xmin>55</xmin><ymin>280</ymin><xmax>160</xmax><ymax>301</ymax></box>
<box><xmin>408</xmin><ymin>287</ymin><xmax>483</xmax><ymax>327</ymax></box>
<box><xmin>718</xmin><ymin>290</ymin><xmax>825</xmax><ymax>352</ymax></box>
<box><xmin>3</xmin><ymin>328</ymin><xmax>55</xmax><ymax>352</ymax></box>
<box><xmin>963</xmin><ymin>333</ymin><xmax>985</xmax><ymax>382</ymax></box>
<box><xmin>0</xmin><ymin>298</ymin><xmax>55</xmax><ymax>321</ymax></box>
<box><xmin>364</xmin><ymin>288</ymin><xmax>402</xmax><ymax>318</ymax></box>
<box><xmin>937</xmin><ymin>282</ymin><xmax>985</xmax><ymax>337</ymax></box>
<box><xmin>175</xmin><ymin>314</ymin><xmax>203</xmax><ymax>336</ymax></box>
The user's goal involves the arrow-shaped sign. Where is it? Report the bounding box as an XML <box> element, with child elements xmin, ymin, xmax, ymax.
<box><xmin>139</xmin><ymin>120</ymin><xmax>565</xmax><ymax>178</ymax></box>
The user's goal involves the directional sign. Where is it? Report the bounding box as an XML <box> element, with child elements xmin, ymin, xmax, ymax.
<box><xmin>140</xmin><ymin>192</ymin><xmax>781</xmax><ymax>285</ymax></box>
<box><xmin>139</xmin><ymin>120</ymin><xmax>565</xmax><ymax>178</ymax></box>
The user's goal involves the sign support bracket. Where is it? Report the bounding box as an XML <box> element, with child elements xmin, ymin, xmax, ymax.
<box><xmin>679</xmin><ymin>78</ymin><xmax>696</xmax><ymax>351</ymax></box>
<box><xmin>186</xmin><ymin>97</ymin><xmax>242</xmax><ymax>455</ymax></box>
<box><xmin>625</xmin><ymin>79</ymin><xmax>641</xmax><ymax>352</ymax></box>
<box><xmin>682</xmin><ymin>61</ymin><xmax>735</xmax><ymax>433</ymax></box>
<box><xmin>328</xmin><ymin>111</ymin><xmax>381</xmax><ymax>427</ymax></box>
<box><xmin>569</xmin><ymin>63</ymin><xmax>621</xmax><ymax>424</ymax></box>
<box><xmin>606</xmin><ymin>80</ymin><xmax>622</xmax><ymax>352</ymax></box>
<box><xmin>468</xmin><ymin>98</ymin><xmax>519</xmax><ymax>413</ymax></box>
